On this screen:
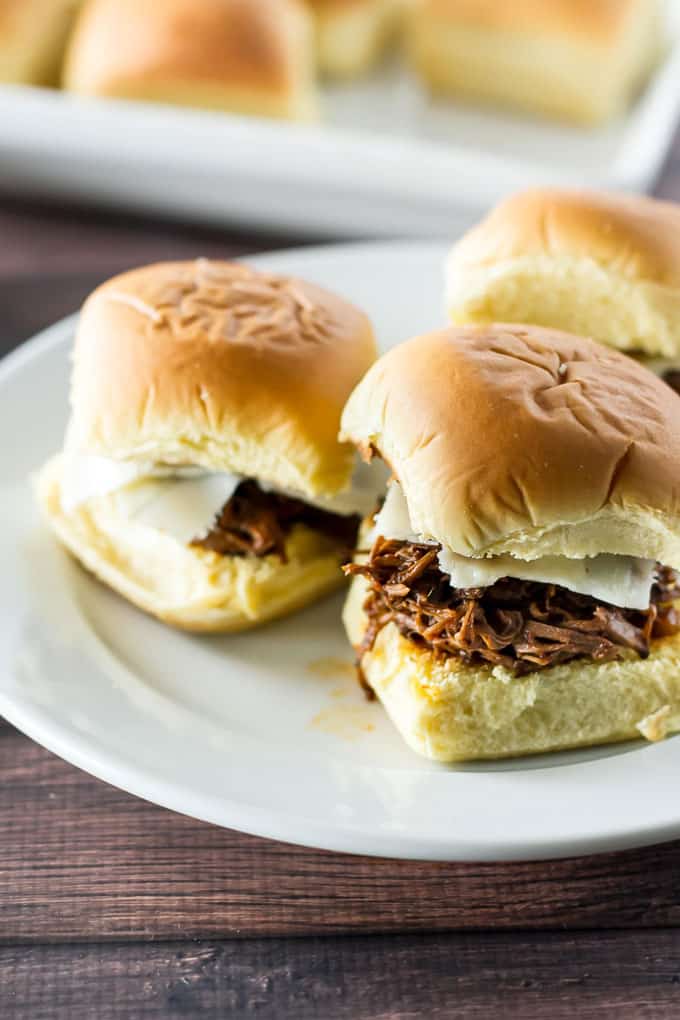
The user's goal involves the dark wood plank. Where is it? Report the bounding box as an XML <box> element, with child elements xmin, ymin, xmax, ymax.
<box><xmin>4</xmin><ymin>929</ymin><xmax>680</xmax><ymax>1019</ymax></box>
<box><xmin>0</xmin><ymin>196</ymin><xmax>293</xmax><ymax>277</ymax></box>
<box><xmin>4</xmin><ymin>719</ymin><xmax>680</xmax><ymax>941</ymax></box>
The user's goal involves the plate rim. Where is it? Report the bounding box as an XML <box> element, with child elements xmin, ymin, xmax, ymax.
<box><xmin>4</xmin><ymin>240</ymin><xmax>680</xmax><ymax>863</ymax></box>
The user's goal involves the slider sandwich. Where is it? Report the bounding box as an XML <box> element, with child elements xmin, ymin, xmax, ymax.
<box><xmin>37</xmin><ymin>259</ymin><xmax>378</xmax><ymax>631</ymax></box>
<box><xmin>447</xmin><ymin>189</ymin><xmax>680</xmax><ymax>395</ymax></box>
<box><xmin>341</xmin><ymin>324</ymin><xmax>680</xmax><ymax>762</ymax></box>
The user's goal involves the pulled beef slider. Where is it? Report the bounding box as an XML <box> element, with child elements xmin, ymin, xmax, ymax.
<box><xmin>36</xmin><ymin>258</ymin><xmax>379</xmax><ymax>632</ymax></box>
<box><xmin>340</xmin><ymin>323</ymin><xmax>680</xmax><ymax>762</ymax></box>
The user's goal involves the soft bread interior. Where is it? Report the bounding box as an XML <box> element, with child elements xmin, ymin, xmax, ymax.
<box><xmin>63</xmin><ymin>0</ymin><xmax>318</xmax><ymax>120</ymax></box>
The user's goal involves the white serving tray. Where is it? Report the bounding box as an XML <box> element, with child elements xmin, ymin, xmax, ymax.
<box><xmin>1</xmin><ymin>6</ymin><xmax>680</xmax><ymax>238</ymax></box>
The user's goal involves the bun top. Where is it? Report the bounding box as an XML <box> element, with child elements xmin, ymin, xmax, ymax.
<box><xmin>63</xmin><ymin>0</ymin><xmax>315</xmax><ymax>118</ymax></box>
<box><xmin>67</xmin><ymin>259</ymin><xmax>377</xmax><ymax>497</ymax></box>
<box><xmin>415</xmin><ymin>0</ymin><xmax>644</xmax><ymax>40</ymax></box>
<box><xmin>340</xmin><ymin>324</ymin><xmax>680</xmax><ymax>565</ymax></box>
<box><xmin>449</xmin><ymin>189</ymin><xmax>680</xmax><ymax>289</ymax></box>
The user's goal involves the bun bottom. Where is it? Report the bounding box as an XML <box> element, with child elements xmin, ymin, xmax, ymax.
<box><xmin>344</xmin><ymin>576</ymin><xmax>680</xmax><ymax>762</ymax></box>
<box><xmin>37</xmin><ymin>456</ymin><xmax>345</xmax><ymax>633</ymax></box>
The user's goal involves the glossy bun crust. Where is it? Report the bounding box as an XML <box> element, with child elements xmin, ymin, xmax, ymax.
<box><xmin>341</xmin><ymin>324</ymin><xmax>680</xmax><ymax>565</ymax></box>
<box><xmin>67</xmin><ymin>259</ymin><xmax>377</xmax><ymax>499</ymax></box>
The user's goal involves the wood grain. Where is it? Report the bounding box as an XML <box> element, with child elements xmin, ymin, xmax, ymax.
<box><xmin>3</xmin><ymin>718</ymin><xmax>680</xmax><ymax>941</ymax></box>
<box><xmin>4</xmin><ymin>929</ymin><xmax>680</xmax><ymax>1019</ymax></box>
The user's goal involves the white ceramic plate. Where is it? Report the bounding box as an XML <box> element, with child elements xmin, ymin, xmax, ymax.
<box><xmin>1</xmin><ymin>0</ymin><xmax>680</xmax><ymax>237</ymax></box>
<box><xmin>3</xmin><ymin>241</ymin><xmax>680</xmax><ymax>862</ymax></box>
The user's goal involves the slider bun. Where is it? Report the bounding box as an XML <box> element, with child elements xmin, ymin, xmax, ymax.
<box><xmin>344</xmin><ymin>576</ymin><xmax>680</xmax><ymax>761</ymax></box>
<box><xmin>447</xmin><ymin>189</ymin><xmax>680</xmax><ymax>358</ymax></box>
<box><xmin>407</xmin><ymin>0</ymin><xmax>662</xmax><ymax>125</ymax></box>
<box><xmin>67</xmin><ymin>259</ymin><xmax>376</xmax><ymax>500</ymax></box>
<box><xmin>63</xmin><ymin>0</ymin><xmax>317</xmax><ymax>120</ymax></box>
<box><xmin>340</xmin><ymin>324</ymin><xmax>680</xmax><ymax>564</ymax></box>
<box><xmin>38</xmin><ymin>455</ymin><xmax>345</xmax><ymax>632</ymax></box>
<box><xmin>0</xmin><ymin>0</ymin><xmax>82</xmax><ymax>84</ymax></box>
<box><xmin>308</xmin><ymin>0</ymin><xmax>401</xmax><ymax>78</ymax></box>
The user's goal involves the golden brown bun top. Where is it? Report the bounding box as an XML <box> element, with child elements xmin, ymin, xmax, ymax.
<box><xmin>65</xmin><ymin>0</ymin><xmax>309</xmax><ymax>95</ymax></box>
<box><xmin>452</xmin><ymin>188</ymin><xmax>680</xmax><ymax>289</ymax></box>
<box><xmin>341</xmin><ymin>324</ymin><xmax>680</xmax><ymax>563</ymax></box>
<box><xmin>68</xmin><ymin>259</ymin><xmax>377</xmax><ymax>497</ymax></box>
<box><xmin>416</xmin><ymin>0</ymin><xmax>643</xmax><ymax>39</ymax></box>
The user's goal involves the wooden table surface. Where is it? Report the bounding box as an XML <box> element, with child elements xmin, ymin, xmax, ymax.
<box><xmin>3</xmin><ymin>130</ymin><xmax>680</xmax><ymax>1020</ymax></box>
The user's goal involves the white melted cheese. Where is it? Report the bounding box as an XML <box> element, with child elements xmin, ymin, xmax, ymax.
<box><xmin>60</xmin><ymin>455</ymin><xmax>211</xmax><ymax>512</ymax></box>
<box><xmin>261</xmin><ymin>458</ymin><xmax>388</xmax><ymax>518</ymax></box>
<box><xmin>372</xmin><ymin>482</ymin><xmax>656</xmax><ymax>611</ymax></box>
<box><xmin>115</xmin><ymin>473</ymin><xmax>243</xmax><ymax>543</ymax></box>
<box><xmin>60</xmin><ymin>454</ymin><xmax>386</xmax><ymax>544</ymax></box>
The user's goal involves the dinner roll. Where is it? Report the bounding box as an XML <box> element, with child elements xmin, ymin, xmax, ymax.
<box><xmin>446</xmin><ymin>189</ymin><xmax>680</xmax><ymax>360</ymax></box>
<box><xmin>406</xmin><ymin>0</ymin><xmax>663</xmax><ymax>125</ymax></box>
<box><xmin>0</xmin><ymin>0</ymin><xmax>82</xmax><ymax>84</ymax></box>
<box><xmin>63</xmin><ymin>0</ymin><xmax>317</xmax><ymax>120</ymax></box>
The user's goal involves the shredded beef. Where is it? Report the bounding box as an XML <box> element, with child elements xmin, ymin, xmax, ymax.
<box><xmin>345</xmin><ymin>537</ymin><xmax>680</xmax><ymax>676</ymax></box>
<box><xmin>191</xmin><ymin>480</ymin><xmax>360</xmax><ymax>561</ymax></box>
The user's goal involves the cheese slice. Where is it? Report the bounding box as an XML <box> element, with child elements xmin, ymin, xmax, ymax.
<box><xmin>60</xmin><ymin>453</ymin><xmax>387</xmax><ymax>543</ymax></box>
<box><xmin>372</xmin><ymin>482</ymin><xmax>656</xmax><ymax>610</ymax></box>
<box><xmin>371</xmin><ymin>475</ymin><xmax>419</xmax><ymax>542</ymax></box>
<box><xmin>115</xmin><ymin>473</ymin><xmax>242</xmax><ymax>543</ymax></box>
